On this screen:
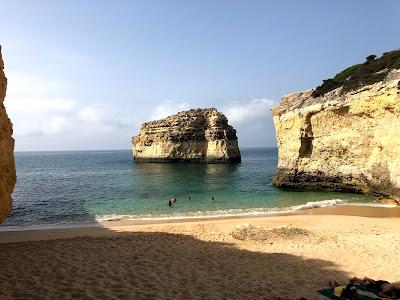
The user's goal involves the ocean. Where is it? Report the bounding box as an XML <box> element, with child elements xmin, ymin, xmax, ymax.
<box><xmin>3</xmin><ymin>148</ymin><xmax>373</xmax><ymax>228</ymax></box>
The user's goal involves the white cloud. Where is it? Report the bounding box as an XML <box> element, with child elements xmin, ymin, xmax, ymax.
<box><xmin>147</xmin><ymin>98</ymin><xmax>277</xmax><ymax>147</ymax></box>
<box><xmin>7</xmin><ymin>98</ymin><xmax>133</xmax><ymax>138</ymax></box>
<box><xmin>150</xmin><ymin>100</ymin><xmax>190</xmax><ymax>120</ymax></box>
<box><xmin>77</xmin><ymin>105</ymin><xmax>104</xmax><ymax>123</ymax></box>
<box><xmin>148</xmin><ymin>98</ymin><xmax>275</xmax><ymax>126</ymax></box>
<box><xmin>6</xmin><ymin>97</ymin><xmax>75</xmax><ymax>137</ymax></box>
<box><xmin>6</xmin><ymin>72</ymin><xmax>70</xmax><ymax>98</ymax></box>
<box><xmin>5</xmin><ymin>72</ymin><xmax>134</xmax><ymax>147</ymax></box>
<box><xmin>4</xmin><ymin>69</ymin><xmax>277</xmax><ymax>150</ymax></box>
<box><xmin>223</xmin><ymin>99</ymin><xmax>275</xmax><ymax>125</ymax></box>
<box><xmin>221</xmin><ymin>99</ymin><xmax>276</xmax><ymax>147</ymax></box>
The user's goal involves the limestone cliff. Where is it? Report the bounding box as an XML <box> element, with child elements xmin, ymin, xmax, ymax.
<box><xmin>272</xmin><ymin>53</ymin><xmax>400</xmax><ymax>203</ymax></box>
<box><xmin>133</xmin><ymin>108</ymin><xmax>241</xmax><ymax>163</ymax></box>
<box><xmin>0</xmin><ymin>46</ymin><xmax>16</xmax><ymax>223</ymax></box>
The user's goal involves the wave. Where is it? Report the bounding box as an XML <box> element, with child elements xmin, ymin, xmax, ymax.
<box><xmin>2</xmin><ymin>200</ymin><xmax>396</xmax><ymax>232</ymax></box>
<box><xmin>344</xmin><ymin>202</ymin><xmax>397</xmax><ymax>208</ymax></box>
<box><xmin>95</xmin><ymin>198</ymin><xmax>352</xmax><ymax>222</ymax></box>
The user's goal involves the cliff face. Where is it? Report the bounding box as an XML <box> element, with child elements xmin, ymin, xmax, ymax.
<box><xmin>272</xmin><ymin>69</ymin><xmax>400</xmax><ymax>203</ymax></box>
<box><xmin>133</xmin><ymin>108</ymin><xmax>241</xmax><ymax>163</ymax></box>
<box><xmin>0</xmin><ymin>46</ymin><xmax>16</xmax><ymax>223</ymax></box>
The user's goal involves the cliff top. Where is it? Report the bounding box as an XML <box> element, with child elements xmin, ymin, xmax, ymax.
<box><xmin>140</xmin><ymin>108</ymin><xmax>229</xmax><ymax>129</ymax></box>
<box><xmin>312</xmin><ymin>49</ymin><xmax>400</xmax><ymax>98</ymax></box>
<box><xmin>272</xmin><ymin>49</ymin><xmax>400</xmax><ymax>116</ymax></box>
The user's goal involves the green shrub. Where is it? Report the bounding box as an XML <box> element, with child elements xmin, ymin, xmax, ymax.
<box><xmin>311</xmin><ymin>49</ymin><xmax>400</xmax><ymax>98</ymax></box>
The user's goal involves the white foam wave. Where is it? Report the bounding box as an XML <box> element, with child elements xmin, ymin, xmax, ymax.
<box><xmin>344</xmin><ymin>202</ymin><xmax>397</xmax><ymax>208</ymax></box>
<box><xmin>95</xmin><ymin>199</ymin><xmax>348</xmax><ymax>222</ymax></box>
<box><xmin>2</xmin><ymin>200</ymin><xmax>395</xmax><ymax>232</ymax></box>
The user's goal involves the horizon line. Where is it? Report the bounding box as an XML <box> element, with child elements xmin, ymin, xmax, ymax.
<box><xmin>14</xmin><ymin>146</ymin><xmax>278</xmax><ymax>153</ymax></box>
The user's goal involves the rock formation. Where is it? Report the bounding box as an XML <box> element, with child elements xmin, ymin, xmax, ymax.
<box><xmin>272</xmin><ymin>51</ymin><xmax>400</xmax><ymax>203</ymax></box>
<box><xmin>133</xmin><ymin>108</ymin><xmax>241</xmax><ymax>163</ymax></box>
<box><xmin>0</xmin><ymin>46</ymin><xmax>16</xmax><ymax>223</ymax></box>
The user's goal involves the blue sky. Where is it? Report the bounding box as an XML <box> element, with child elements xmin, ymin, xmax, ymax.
<box><xmin>1</xmin><ymin>0</ymin><xmax>399</xmax><ymax>151</ymax></box>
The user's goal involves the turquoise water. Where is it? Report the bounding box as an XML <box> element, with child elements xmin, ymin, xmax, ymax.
<box><xmin>3</xmin><ymin>148</ymin><xmax>373</xmax><ymax>227</ymax></box>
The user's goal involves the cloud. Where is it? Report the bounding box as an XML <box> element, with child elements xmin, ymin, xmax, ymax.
<box><xmin>221</xmin><ymin>99</ymin><xmax>276</xmax><ymax>147</ymax></box>
<box><xmin>7</xmin><ymin>98</ymin><xmax>133</xmax><ymax>138</ymax></box>
<box><xmin>5</xmin><ymin>69</ymin><xmax>277</xmax><ymax>150</ymax></box>
<box><xmin>147</xmin><ymin>98</ymin><xmax>277</xmax><ymax>147</ymax></box>
<box><xmin>150</xmin><ymin>100</ymin><xmax>190</xmax><ymax>120</ymax></box>
<box><xmin>6</xmin><ymin>72</ymin><xmax>70</xmax><ymax>98</ymax></box>
<box><xmin>5</xmin><ymin>72</ymin><xmax>134</xmax><ymax>146</ymax></box>
<box><xmin>6</xmin><ymin>97</ymin><xmax>74</xmax><ymax>137</ymax></box>
<box><xmin>148</xmin><ymin>98</ymin><xmax>275</xmax><ymax>126</ymax></box>
<box><xmin>223</xmin><ymin>99</ymin><xmax>275</xmax><ymax>125</ymax></box>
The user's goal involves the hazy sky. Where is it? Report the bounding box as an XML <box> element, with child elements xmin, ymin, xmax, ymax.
<box><xmin>1</xmin><ymin>0</ymin><xmax>399</xmax><ymax>151</ymax></box>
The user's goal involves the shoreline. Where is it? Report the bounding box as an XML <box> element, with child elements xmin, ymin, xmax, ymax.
<box><xmin>1</xmin><ymin>204</ymin><xmax>399</xmax><ymax>242</ymax></box>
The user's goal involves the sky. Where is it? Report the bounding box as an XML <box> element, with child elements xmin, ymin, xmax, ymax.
<box><xmin>1</xmin><ymin>0</ymin><xmax>399</xmax><ymax>151</ymax></box>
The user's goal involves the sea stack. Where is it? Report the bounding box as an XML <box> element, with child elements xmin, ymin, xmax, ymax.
<box><xmin>133</xmin><ymin>108</ymin><xmax>241</xmax><ymax>163</ymax></box>
<box><xmin>272</xmin><ymin>50</ymin><xmax>400</xmax><ymax>203</ymax></box>
<box><xmin>0</xmin><ymin>46</ymin><xmax>16</xmax><ymax>223</ymax></box>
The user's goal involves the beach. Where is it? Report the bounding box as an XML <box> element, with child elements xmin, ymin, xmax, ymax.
<box><xmin>1</xmin><ymin>205</ymin><xmax>399</xmax><ymax>299</ymax></box>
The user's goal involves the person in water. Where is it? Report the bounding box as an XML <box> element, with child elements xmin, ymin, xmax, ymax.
<box><xmin>168</xmin><ymin>197</ymin><xmax>176</xmax><ymax>206</ymax></box>
<box><xmin>187</xmin><ymin>196</ymin><xmax>191</xmax><ymax>200</ymax></box>
<box><xmin>211</xmin><ymin>197</ymin><xmax>215</xmax><ymax>202</ymax></box>
<box><xmin>350</xmin><ymin>276</ymin><xmax>400</xmax><ymax>298</ymax></box>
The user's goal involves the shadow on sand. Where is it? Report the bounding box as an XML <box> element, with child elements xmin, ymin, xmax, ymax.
<box><xmin>0</xmin><ymin>229</ymin><xmax>348</xmax><ymax>299</ymax></box>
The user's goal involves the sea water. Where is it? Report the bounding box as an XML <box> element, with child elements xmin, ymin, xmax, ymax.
<box><xmin>3</xmin><ymin>148</ymin><xmax>373</xmax><ymax>227</ymax></box>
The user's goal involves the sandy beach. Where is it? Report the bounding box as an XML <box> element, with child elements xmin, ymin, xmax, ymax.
<box><xmin>0</xmin><ymin>205</ymin><xmax>399</xmax><ymax>299</ymax></box>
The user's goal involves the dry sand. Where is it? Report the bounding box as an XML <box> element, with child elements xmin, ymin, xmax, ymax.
<box><xmin>0</xmin><ymin>206</ymin><xmax>400</xmax><ymax>299</ymax></box>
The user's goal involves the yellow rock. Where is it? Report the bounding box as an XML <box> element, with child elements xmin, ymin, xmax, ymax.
<box><xmin>272</xmin><ymin>70</ymin><xmax>400</xmax><ymax>204</ymax></box>
<box><xmin>132</xmin><ymin>108</ymin><xmax>241</xmax><ymax>163</ymax></box>
<box><xmin>0</xmin><ymin>46</ymin><xmax>16</xmax><ymax>223</ymax></box>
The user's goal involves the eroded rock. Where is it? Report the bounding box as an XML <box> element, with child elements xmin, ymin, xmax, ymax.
<box><xmin>132</xmin><ymin>108</ymin><xmax>241</xmax><ymax>163</ymax></box>
<box><xmin>272</xmin><ymin>65</ymin><xmax>400</xmax><ymax>204</ymax></box>
<box><xmin>0</xmin><ymin>46</ymin><xmax>16</xmax><ymax>223</ymax></box>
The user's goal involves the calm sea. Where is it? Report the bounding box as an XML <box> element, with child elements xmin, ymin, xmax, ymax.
<box><xmin>3</xmin><ymin>148</ymin><xmax>373</xmax><ymax>228</ymax></box>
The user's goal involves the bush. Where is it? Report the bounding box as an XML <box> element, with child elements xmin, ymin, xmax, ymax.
<box><xmin>366</xmin><ymin>54</ymin><xmax>377</xmax><ymax>62</ymax></box>
<box><xmin>311</xmin><ymin>49</ymin><xmax>400</xmax><ymax>98</ymax></box>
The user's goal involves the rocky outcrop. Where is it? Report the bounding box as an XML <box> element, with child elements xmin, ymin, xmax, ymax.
<box><xmin>133</xmin><ymin>108</ymin><xmax>241</xmax><ymax>163</ymax></box>
<box><xmin>0</xmin><ymin>46</ymin><xmax>16</xmax><ymax>223</ymax></box>
<box><xmin>272</xmin><ymin>64</ymin><xmax>400</xmax><ymax>203</ymax></box>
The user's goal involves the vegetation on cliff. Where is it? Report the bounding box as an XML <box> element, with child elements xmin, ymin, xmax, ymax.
<box><xmin>312</xmin><ymin>49</ymin><xmax>400</xmax><ymax>97</ymax></box>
